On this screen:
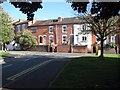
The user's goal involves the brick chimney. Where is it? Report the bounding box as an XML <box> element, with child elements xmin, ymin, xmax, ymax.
<box><xmin>58</xmin><ymin>17</ymin><xmax>63</xmax><ymax>22</ymax></box>
<box><xmin>28</xmin><ymin>19</ymin><xmax>37</xmax><ymax>26</ymax></box>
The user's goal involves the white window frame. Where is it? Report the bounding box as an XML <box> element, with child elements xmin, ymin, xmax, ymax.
<box><xmin>62</xmin><ymin>25</ymin><xmax>67</xmax><ymax>33</ymax></box>
<box><xmin>17</xmin><ymin>25</ymin><xmax>20</xmax><ymax>32</ymax></box>
<box><xmin>82</xmin><ymin>35</ymin><xmax>87</xmax><ymax>42</ymax></box>
<box><xmin>49</xmin><ymin>26</ymin><xmax>54</xmax><ymax>34</ymax></box>
<box><xmin>49</xmin><ymin>35</ymin><xmax>54</xmax><ymax>43</ymax></box>
<box><xmin>43</xmin><ymin>35</ymin><xmax>47</xmax><ymax>45</ymax></box>
<box><xmin>62</xmin><ymin>35</ymin><xmax>67</xmax><ymax>44</ymax></box>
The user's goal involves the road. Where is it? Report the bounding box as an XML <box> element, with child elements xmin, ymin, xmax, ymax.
<box><xmin>1</xmin><ymin>55</ymin><xmax>70</xmax><ymax>89</ymax></box>
<box><xmin>1</xmin><ymin>51</ymin><xmax>93</xmax><ymax>89</ymax></box>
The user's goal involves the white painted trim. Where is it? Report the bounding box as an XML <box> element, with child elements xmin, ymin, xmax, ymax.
<box><xmin>62</xmin><ymin>34</ymin><xmax>67</xmax><ymax>44</ymax></box>
<box><xmin>62</xmin><ymin>25</ymin><xmax>67</xmax><ymax>33</ymax></box>
<box><xmin>49</xmin><ymin>26</ymin><xmax>54</xmax><ymax>34</ymax></box>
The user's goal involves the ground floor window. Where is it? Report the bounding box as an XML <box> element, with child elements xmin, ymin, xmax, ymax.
<box><xmin>40</xmin><ymin>36</ymin><xmax>43</xmax><ymax>43</ymax></box>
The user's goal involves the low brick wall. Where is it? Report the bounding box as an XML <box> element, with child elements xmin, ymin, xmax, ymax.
<box><xmin>57</xmin><ymin>45</ymin><xmax>70</xmax><ymax>53</ymax></box>
<box><xmin>28</xmin><ymin>45</ymin><xmax>88</xmax><ymax>53</ymax></box>
<box><xmin>73</xmin><ymin>45</ymin><xmax>88</xmax><ymax>53</ymax></box>
<box><xmin>57</xmin><ymin>45</ymin><xmax>88</xmax><ymax>53</ymax></box>
<box><xmin>27</xmin><ymin>45</ymin><xmax>49</xmax><ymax>52</ymax></box>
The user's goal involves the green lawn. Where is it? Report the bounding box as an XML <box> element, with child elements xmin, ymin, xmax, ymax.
<box><xmin>50</xmin><ymin>54</ymin><xmax>120</xmax><ymax>88</ymax></box>
<box><xmin>0</xmin><ymin>51</ymin><xmax>10</xmax><ymax>56</ymax></box>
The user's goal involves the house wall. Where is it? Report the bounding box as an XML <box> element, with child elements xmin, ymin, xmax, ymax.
<box><xmin>28</xmin><ymin>24</ymin><xmax>73</xmax><ymax>45</ymax></box>
<box><xmin>73</xmin><ymin>24</ymin><xmax>93</xmax><ymax>52</ymax></box>
<box><xmin>14</xmin><ymin>23</ymin><xmax>28</xmax><ymax>35</ymax></box>
<box><xmin>57</xmin><ymin>45</ymin><xmax>88</xmax><ymax>53</ymax></box>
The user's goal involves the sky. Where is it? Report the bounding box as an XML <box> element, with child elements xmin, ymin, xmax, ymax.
<box><xmin>1</xmin><ymin>1</ymin><xmax>91</xmax><ymax>20</ymax></box>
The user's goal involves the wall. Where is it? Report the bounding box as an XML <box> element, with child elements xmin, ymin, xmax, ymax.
<box><xmin>27</xmin><ymin>45</ymin><xmax>49</xmax><ymax>52</ymax></box>
<box><xmin>28</xmin><ymin>24</ymin><xmax>73</xmax><ymax>45</ymax></box>
<box><xmin>57</xmin><ymin>45</ymin><xmax>88</xmax><ymax>53</ymax></box>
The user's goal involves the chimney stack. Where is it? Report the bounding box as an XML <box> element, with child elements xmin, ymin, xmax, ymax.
<box><xmin>58</xmin><ymin>17</ymin><xmax>63</xmax><ymax>22</ymax></box>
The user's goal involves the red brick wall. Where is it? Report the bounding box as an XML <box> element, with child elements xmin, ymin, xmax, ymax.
<box><xmin>28</xmin><ymin>24</ymin><xmax>73</xmax><ymax>45</ymax></box>
<box><xmin>28</xmin><ymin>25</ymin><xmax>56</xmax><ymax>45</ymax></box>
<box><xmin>57</xmin><ymin>45</ymin><xmax>70</xmax><ymax>52</ymax></box>
<box><xmin>56</xmin><ymin>24</ymin><xmax>73</xmax><ymax>45</ymax></box>
<box><xmin>57</xmin><ymin>45</ymin><xmax>88</xmax><ymax>53</ymax></box>
<box><xmin>73</xmin><ymin>45</ymin><xmax>88</xmax><ymax>53</ymax></box>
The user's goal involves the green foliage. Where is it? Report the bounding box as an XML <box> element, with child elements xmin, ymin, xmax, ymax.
<box><xmin>15</xmin><ymin>29</ymin><xmax>37</xmax><ymax>50</ymax></box>
<box><xmin>0</xmin><ymin>5</ymin><xmax>15</xmax><ymax>44</ymax></box>
<box><xmin>110</xmin><ymin>42</ymin><xmax>115</xmax><ymax>48</ymax></box>
<box><xmin>0</xmin><ymin>51</ymin><xmax>10</xmax><ymax>56</ymax></box>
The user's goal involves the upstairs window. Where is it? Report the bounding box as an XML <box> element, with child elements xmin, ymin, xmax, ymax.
<box><xmin>31</xmin><ymin>28</ymin><xmax>36</xmax><ymax>33</ymax></box>
<box><xmin>22</xmin><ymin>24</ymin><xmax>26</xmax><ymax>31</ymax></box>
<box><xmin>17</xmin><ymin>25</ymin><xmax>20</xmax><ymax>32</ymax></box>
<box><xmin>62</xmin><ymin>25</ymin><xmax>67</xmax><ymax>33</ymax></box>
<box><xmin>49</xmin><ymin>26</ymin><xmax>54</xmax><ymax>33</ymax></box>
<box><xmin>62</xmin><ymin>35</ymin><xmax>67</xmax><ymax>44</ymax></box>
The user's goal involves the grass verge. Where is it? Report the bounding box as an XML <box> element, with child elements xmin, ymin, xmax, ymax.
<box><xmin>50</xmin><ymin>54</ymin><xmax>120</xmax><ymax>88</ymax></box>
<box><xmin>0</xmin><ymin>52</ymin><xmax>10</xmax><ymax>57</ymax></box>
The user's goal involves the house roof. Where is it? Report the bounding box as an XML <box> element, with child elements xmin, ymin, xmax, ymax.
<box><xmin>13</xmin><ymin>20</ymin><xmax>29</xmax><ymax>25</ymax></box>
<box><xmin>28</xmin><ymin>17</ymin><xmax>86</xmax><ymax>27</ymax></box>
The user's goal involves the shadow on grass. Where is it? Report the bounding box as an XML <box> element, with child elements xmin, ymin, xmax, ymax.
<box><xmin>50</xmin><ymin>56</ymin><xmax>120</xmax><ymax>88</ymax></box>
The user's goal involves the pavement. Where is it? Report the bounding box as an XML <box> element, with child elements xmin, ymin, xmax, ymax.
<box><xmin>7</xmin><ymin>51</ymin><xmax>94</xmax><ymax>57</ymax></box>
<box><xmin>0</xmin><ymin>51</ymin><xmax>95</xmax><ymax>64</ymax></box>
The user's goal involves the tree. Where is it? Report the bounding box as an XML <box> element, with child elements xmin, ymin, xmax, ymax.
<box><xmin>0</xmin><ymin>5</ymin><xmax>15</xmax><ymax>49</ymax></box>
<box><xmin>15</xmin><ymin>29</ymin><xmax>37</xmax><ymax>50</ymax></box>
<box><xmin>69</xmin><ymin>0</ymin><xmax>120</xmax><ymax>58</ymax></box>
<box><xmin>10</xmin><ymin>0</ymin><xmax>43</xmax><ymax>20</ymax></box>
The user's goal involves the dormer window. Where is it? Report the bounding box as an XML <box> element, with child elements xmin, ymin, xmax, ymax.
<box><xmin>62</xmin><ymin>25</ymin><xmax>67</xmax><ymax>33</ymax></box>
<box><xmin>49</xmin><ymin>26</ymin><xmax>54</xmax><ymax>33</ymax></box>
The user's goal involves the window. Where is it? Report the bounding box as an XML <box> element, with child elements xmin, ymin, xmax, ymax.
<box><xmin>22</xmin><ymin>24</ymin><xmax>26</xmax><ymax>31</ymax></box>
<box><xmin>17</xmin><ymin>25</ymin><xmax>20</xmax><ymax>32</ymax></box>
<box><xmin>62</xmin><ymin>35</ymin><xmax>67</xmax><ymax>44</ymax></box>
<box><xmin>49</xmin><ymin>35</ymin><xmax>54</xmax><ymax>43</ymax></box>
<box><xmin>62</xmin><ymin>25</ymin><xmax>67</xmax><ymax>33</ymax></box>
<box><xmin>82</xmin><ymin>24</ymin><xmax>87</xmax><ymax>31</ymax></box>
<box><xmin>40</xmin><ymin>36</ymin><xmax>43</xmax><ymax>43</ymax></box>
<box><xmin>49</xmin><ymin>26</ymin><xmax>53</xmax><ymax>33</ymax></box>
<box><xmin>31</xmin><ymin>28</ymin><xmax>36</xmax><ymax>33</ymax></box>
<box><xmin>82</xmin><ymin>36</ymin><xmax>87</xmax><ymax>42</ymax></box>
<box><xmin>43</xmin><ymin>35</ymin><xmax>47</xmax><ymax>45</ymax></box>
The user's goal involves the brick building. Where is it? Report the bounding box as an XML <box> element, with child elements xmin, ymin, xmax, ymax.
<box><xmin>13</xmin><ymin>17</ymin><xmax>120</xmax><ymax>53</ymax></box>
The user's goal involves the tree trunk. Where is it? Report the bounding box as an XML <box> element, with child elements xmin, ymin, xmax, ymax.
<box><xmin>119</xmin><ymin>34</ymin><xmax>120</xmax><ymax>54</ymax></box>
<box><xmin>99</xmin><ymin>38</ymin><xmax>104</xmax><ymax>58</ymax></box>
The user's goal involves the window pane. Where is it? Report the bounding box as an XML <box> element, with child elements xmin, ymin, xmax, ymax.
<box><xmin>62</xmin><ymin>25</ymin><xmax>67</xmax><ymax>33</ymax></box>
<box><xmin>31</xmin><ymin>28</ymin><xmax>36</xmax><ymax>33</ymax></box>
<box><xmin>17</xmin><ymin>25</ymin><xmax>20</xmax><ymax>32</ymax></box>
<box><xmin>49</xmin><ymin>26</ymin><xmax>53</xmax><ymax>33</ymax></box>
<box><xmin>40</xmin><ymin>36</ymin><xmax>43</xmax><ymax>43</ymax></box>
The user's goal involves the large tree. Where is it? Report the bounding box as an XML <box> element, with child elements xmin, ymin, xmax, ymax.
<box><xmin>0</xmin><ymin>5</ymin><xmax>14</xmax><ymax>48</ymax></box>
<box><xmin>15</xmin><ymin>29</ymin><xmax>37</xmax><ymax>50</ymax></box>
<box><xmin>69</xmin><ymin>0</ymin><xmax>120</xmax><ymax>58</ymax></box>
<box><xmin>10</xmin><ymin>0</ymin><xmax>43</xmax><ymax>20</ymax></box>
